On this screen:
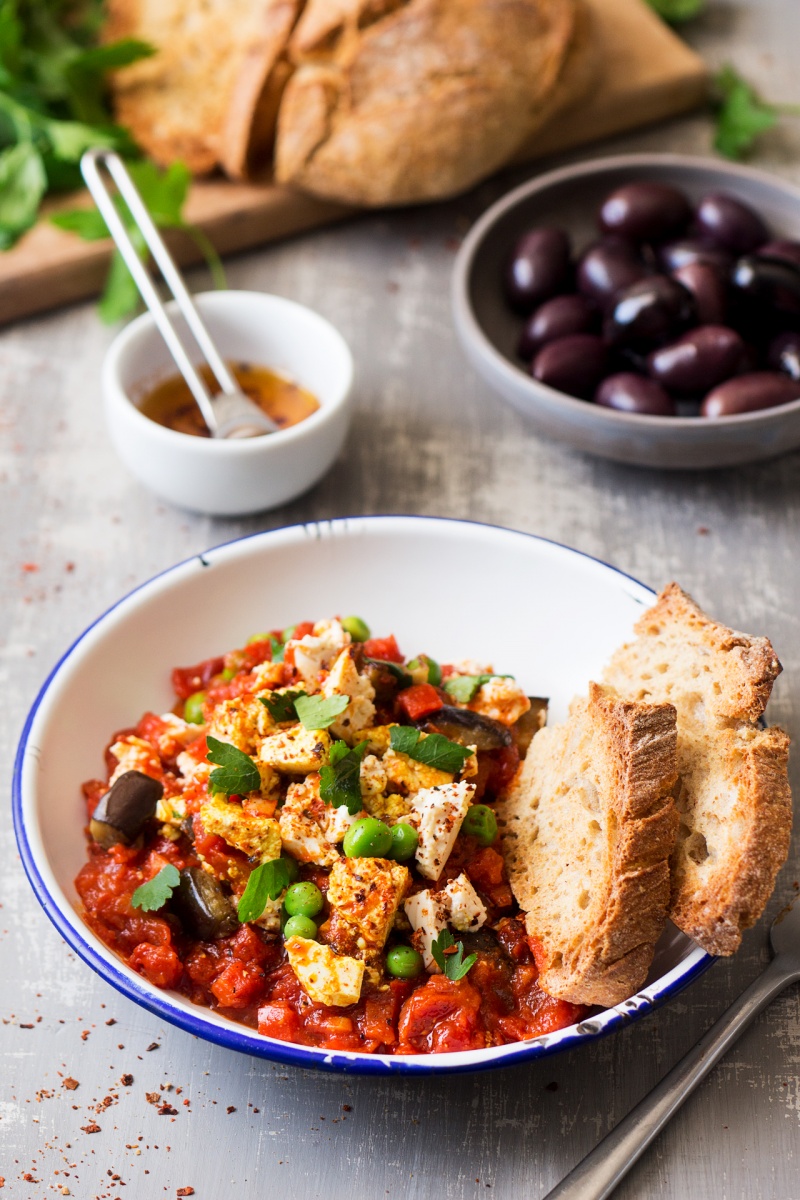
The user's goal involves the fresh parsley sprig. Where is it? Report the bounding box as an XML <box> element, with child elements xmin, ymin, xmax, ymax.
<box><xmin>319</xmin><ymin>740</ymin><xmax>368</xmax><ymax>814</ymax></box>
<box><xmin>389</xmin><ymin>726</ymin><xmax>473</xmax><ymax>775</ymax></box>
<box><xmin>131</xmin><ymin>864</ymin><xmax>180</xmax><ymax>913</ymax></box>
<box><xmin>206</xmin><ymin>735</ymin><xmax>261</xmax><ymax>797</ymax></box>
<box><xmin>430</xmin><ymin>930</ymin><xmax>477</xmax><ymax>982</ymax></box>
<box><xmin>237</xmin><ymin>859</ymin><xmax>291</xmax><ymax>924</ymax></box>
<box><xmin>293</xmin><ymin>693</ymin><xmax>349</xmax><ymax>731</ymax></box>
<box><xmin>260</xmin><ymin>689</ymin><xmax>306</xmax><ymax>723</ymax></box>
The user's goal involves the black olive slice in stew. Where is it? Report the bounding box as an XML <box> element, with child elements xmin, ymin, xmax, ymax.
<box><xmin>514</xmin><ymin>697</ymin><xmax>549</xmax><ymax>755</ymax></box>
<box><xmin>90</xmin><ymin>770</ymin><xmax>163</xmax><ymax>849</ymax></box>
<box><xmin>172</xmin><ymin>867</ymin><xmax>238</xmax><ymax>940</ymax></box>
<box><xmin>417</xmin><ymin>705</ymin><xmax>512</xmax><ymax>750</ymax></box>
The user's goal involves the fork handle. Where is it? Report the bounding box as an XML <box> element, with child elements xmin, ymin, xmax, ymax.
<box><xmin>543</xmin><ymin>957</ymin><xmax>797</xmax><ymax>1200</ymax></box>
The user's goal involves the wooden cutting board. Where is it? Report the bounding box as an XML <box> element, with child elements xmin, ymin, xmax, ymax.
<box><xmin>0</xmin><ymin>0</ymin><xmax>707</xmax><ymax>328</ymax></box>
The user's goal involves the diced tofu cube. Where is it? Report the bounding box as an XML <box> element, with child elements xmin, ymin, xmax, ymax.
<box><xmin>403</xmin><ymin>889</ymin><xmax>450</xmax><ymax>971</ymax></box>
<box><xmin>382</xmin><ymin>746</ymin><xmax>452</xmax><ymax>795</ymax></box>
<box><xmin>326</xmin><ymin>858</ymin><xmax>410</xmax><ymax>957</ymax></box>
<box><xmin>155</xmin><ymin>795</ymin><xmax>187</xmax><ymax>829</ymax></box>
<box><xmin>362</xmin><ymin>791</ymin><xmax>412</xmax><ymax>824</ymax></box>
<box><xmin>250</xmin><ymin>660</ymin><xmax>288</xmax><ymax>691</ymax></box>
<box><xmin>443</xmin><ymin>873</ymin><xmax>487</xmax><ymax>932</ymax></box>
<box><xmin>285</xmin><ymin>936</ymin><xmax>364</xmax><ymax>1007</ymax></box>
<box><xmin>451</xmin><ymin>658</ymin><xmax>494</xmax><ymax>677</ymax></box>
<box><xmin>108</xmin><ymin>736</ymin><xmax>162</xmax><ymax>784</ymax></box>
<box><xmin>199</xmin><ymin>795</ymin><xmax>281</xmax><ymax>863</ymax></box>
<box><xmin>206</xmin><ymin>695</ymin><xmax>274</xmax><ymax>756</ymax></box>
<box><xmin>321</xmin><ymin>648</ymin><xmax>376</xmax><ymax>738</ymax></box>
<box><xmin>324</xmin><ymin>804</ymin><xmax>361</xmax><ymax>845</ymax></box>
<box><xmin>259</xmin><ymin>725</ymin><xmax>331</xmax><ymax>774</ymax></box>
<box><xmin>469</xmin><ymin>677</ymin><xmax>531</xmax><ymax>726</ymax></box>
<box><xmin>359</xmin><ymin>754</ymin><xmax>387</xmax><ymax>797</ymax></box>
<box><xmin>279</xmin><ymin>777</ymin><xmax>340</xmax><ymax>867</ymax></box>
<box><xmin>410</xmin><ymin>781</ymin><xmax>474</xmax><ymax>881</ymax></box>
<box><xmin>287</xmin><ymin>619</ymin><xmax>350</xmax><ymax>688</ymax></box>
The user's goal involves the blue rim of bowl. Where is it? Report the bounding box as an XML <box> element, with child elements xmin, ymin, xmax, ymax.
<box><xmin>452</xmin><ymin>151</ymin><xmax>800</xmax><ymax>430</ymax></box>
<box><xmin>12</xmin><ymin>515</ymin><xmax>714</xmax><ymax>1075</ymax></box>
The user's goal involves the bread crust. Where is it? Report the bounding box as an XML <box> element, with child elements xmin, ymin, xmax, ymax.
<box><xmin>499</xmin><ymin>683</ymin><xmax>678</xmax><ymax>1007</ymax></box>
<box><xmin>604</xmin><ymin>583</ymin><xmax>792</xmax><ymax>956</ymax></box>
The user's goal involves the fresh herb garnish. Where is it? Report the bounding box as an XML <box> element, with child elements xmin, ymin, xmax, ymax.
<box><xmin>269</xmin><ymin>635</ymin><xmax>285</xmax><ymax>663</ymax></box>
<box><xmin>444</xmin><ymin>674</ymin><xmax>494</xmax><ymax>703</ymax></box>
<box><xmin>430</xmin><ymin>930</ymin><xmax>477</xmax><ymax>982</ymax></box>
<box><xmin>712</xmin><ymin>64</ymin><xmax>783</xmax><ymax>160</ymax></box>
<box><xmin>237</xmin><ymin>859</ymin><xmax>291</xmax><ymax>924</ymax></box>
<box><xmin>260</xmin><ymin>690</ymin><xmax>305</xmax><ymax>723</ymax></box>
<box><xmin>131</xmin><ymin>864</ymin><xmax>180</xmax><ymax>913</ymax></box>
<box><xmin>319</xmin><ymin>740</ymin><xmax>368</xmax><ymax>814</ymax></box>
<box><xmin>294</xmin><ymin>693</ymin><xmax>349</xmax><ymax>731</ymax></box>
<box><xmin>389</xmin><ymin>726</ymin><xmax>473</xmax><ymax>774</ymax></box>
<box><xmin>407</xmin><ymin>655</ymin><xmax>442</xmax><ymax>687</ymax></box>
<box><xmin>645</xmin><ymin>0</ymin><xmax>705</xmax><ymax>22</ymax></box>
<box><xmin>206</xmin><ymin>735</ymin><xmax>261</xmax><ymax>796</ymax></box>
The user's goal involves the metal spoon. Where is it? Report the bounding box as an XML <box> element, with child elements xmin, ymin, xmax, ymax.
<box><xmin>543</xmin><ymin>893</ymin><xmax>800</xmax><ymax>1200</ymax></box>
<box><xmin>81</xmin><ymin>149</ymin><xmax>278</xmax><ymax>439</ymax></box>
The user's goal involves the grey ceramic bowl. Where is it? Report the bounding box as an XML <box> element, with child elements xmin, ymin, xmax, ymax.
<box><xmin>452</xmin><ymin>153</ymin><xmax>800</xmax><ymax>469</ymax></box>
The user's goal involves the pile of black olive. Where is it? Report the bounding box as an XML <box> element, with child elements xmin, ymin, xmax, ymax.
<box><xmin>503</xmin><ymin>181</ymin><xmax>800</xmax><ymax>417</ymax></box>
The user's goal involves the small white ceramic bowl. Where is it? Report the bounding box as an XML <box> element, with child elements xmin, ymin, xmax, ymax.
<box><xmin>13</xmin><ymin>517</ymin><xmax>712</xmax><ymax>1075</ymax></box>
<box><xmin>452</xmin><ymin>154</ymin><xmax>800</xmax><ymax>470</ymax></box>
<box><xmin>103</xmin><ymin>290</ymin><xmax>354</xmax><ymax>515</ymax></box>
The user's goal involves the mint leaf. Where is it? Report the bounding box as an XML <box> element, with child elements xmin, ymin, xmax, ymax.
<box><xmin>645</xmin><ymin>0</ymin><xmax>705</xmax><ymax>21</ymax></box>
<box><xmin>51</xmin><ymin>207</ymin><xmax>109</xmax><ymax>240</ymax></box>
<box><xmin>389</xmin><ymin>726</ymin><xmax>473</xmax><ymax>775</ymax></box>
<box><xmin>430</xmin><ymin>930</ymin><xmax>477</xmax><ymax>982</ymax></box>
<box><xmin>131</xmin><ymin>864</ymin><xmax>180</xmax><ymax>913</ymax></box>
<box><xmin>237</xmin><ymin>859</ymin><xmax>291</xmax><ymax>923</ymax></box>
<box><xmin>319</xmin><ymin>741</ymin><xmax>367</xmax><ymax>814</ymax></box>
<box><xmin>713</xmin><ymin>64</ymin><xmax>778</xmax><ymax>160</ymax></box>
<box><xmin>444</xmin><ymin>675</ymin><xmax>493</xmax><ymax>704</ymax></box>
<box><xmin>294</xmin><ymin>693</ymin><xmax>349</xmax><ymax>730</ymax></box>
<box><xmin>206</xmin><ymin>735</ymin><xmax>261</xmax><ymax>797</ymax></box>
<box><xmin>260</xmin><ymin>690</ymin><xmax>305</xmax><ymax>723</ymax></box>
<box><xmin>0</xmin><ymin>142</ymin><xmax>47</xmax><ymax>247</ymax></box>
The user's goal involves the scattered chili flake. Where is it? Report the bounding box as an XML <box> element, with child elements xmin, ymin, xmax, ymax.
<box><xmin>226</xmin><ymin>1106</ymin><xmax>236</xmax><ymax>1114</ymax></box>
<box><xmin>19</xmin><ymin>1023</ymin><xmax>34</xmax><ymax>1029</ymax></box>
<box><xmin>176</xmin><ymin>1189</ymin><xmax>195</xmax><ymax>1197</ymax></box>
<box><xmin>106</xmin><ymin>1019</ymin><xmax>117</xmax><ymax>1026</ymax></box>
<box><xmin>342</xmin><ymin>1104</ymin><xmax>352</xmax><ymax>1112</ymax></box>
<box><xmin>545</xmin><ymin>1081</ymin><xmax>559</xmax><ymax>1092</ymax></box>
<box><xmin>21</xmin><ymin>563</ymin><xmax>39</xmax><ymax>573</ymax></box>
<box><xmin>120</xmin><ymin>1075</ymin><xmax>134</xmax><ymax>1087</ymax></box>
<box><xmin>158</xmin><ymin>1104</ymin><xmax>178</xmax><ymax>1116</ymax></box>
<box><xmin>146</xmin><ymin>1043</ymin><xmax>160</xmax><ymax>1052</ymax></box>
<box><xmin>81</xmin><ymin>1122</ymin><xmax>101</xmax><ymax>1134</ymax></box>
<box><xmin>80</xmin><ymin>1030</ymin><xmax>90</xmax><ymax>1041</ymax></box>
<box><xmin>63</xmin><ymin>1078</ymin><xmax>80</xmax><ymax>1091</ymax></box>
<box><xmin>697</xmin><ymin>526</ymin><xmax>710</xmax><ymax>536</ymax></box>
<box><xmin>146</xmin><ymin>1093</ymin><xmax>160</xmax><ymax>1105</ymax></box>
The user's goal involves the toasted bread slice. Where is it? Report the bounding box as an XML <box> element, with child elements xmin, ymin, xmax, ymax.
<box><xmin>603</xmin><ymin>583</ymin><xmax>792</xmax><ymax>956</ymax></box>
<box><xmin>498</xmin><ymin>683</ymin><xmax>678</xmax><ymax>1007</ymax></box>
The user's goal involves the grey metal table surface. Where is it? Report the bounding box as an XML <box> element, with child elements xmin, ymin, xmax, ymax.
<box><xmin>3</xmin><ymin>4</ymin><xmax>800</xmax><ymax>1198</ymax></box>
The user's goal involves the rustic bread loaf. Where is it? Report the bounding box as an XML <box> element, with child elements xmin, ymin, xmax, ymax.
<box><xmin>498</xmin><ymin>683</ymin><xmax>678</xmax><ymax>1007</ymax></box>
<box><xmin>274</xmin><ymin>0</ymin><xmax>578</xmax><ymax>205</ymax></box>
<box><xmin>603</xmin><ymin>583</ymin><xmax>792</xmax><ymax>956</ymax></box>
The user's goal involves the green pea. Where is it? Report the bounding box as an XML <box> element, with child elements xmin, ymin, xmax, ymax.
<box><xmin>247</xmin><ymin>632</ymin><xmax>270</xmax><ymax>645</ymax></box>
<box><xmin>343</xmin><ymin>817</ymin><xmax>393</xmax><ymax>859</ymax></box>
<box><xmin>341</xmin><ymin>616</ymin><xmax>371</xmax><ymax>642</ymax></box>
<box><xmin>462</xmin><ymin>804</ymin><xmax>498</xmax><ymax>846</ymax></box>
<box><xmin>284</xmin><ymin>881</ymin><xmax>324</xmax><ymax>919</ymax></box>
<box><xmin>283</xmin><ymin>914</ymin><xmax>318</xmax><ymax>940</ymax></box>
<box><xmin>388</xmin><ymin>822</ymin><xmax>418</xmax><ymax>862</ymax></box>
<box><xmin>281</xmin><ymin>856</ymin><xmax>300</xmax><ymax>884</ymax></box>
<box><xmin>386</xmin><ymin>945</ymin><xmax>424</xmax><ymax>979</ymax></box>
<box><xmin>220</xmin><ymin>667</ymin><xmax>236</xmax><ymax>682</ymax></box>
<box><xmin>183</xmin><ymin>691</ymin><xmax>206</xmax><ymax>725</ymax></box>
<box><xmin>281</xmin><ymin>625</ymin><xmax>297</xmax><ymax>643</ymax></box>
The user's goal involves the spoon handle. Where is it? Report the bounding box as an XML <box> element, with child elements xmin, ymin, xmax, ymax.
<box><xmin>543</xmin><ymin>956</ymin><xmax>796</xmax><ymax>1200</ymax></box>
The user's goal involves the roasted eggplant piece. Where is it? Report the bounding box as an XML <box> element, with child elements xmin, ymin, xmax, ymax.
<box><xmin>172</xmin><ymin>867</ymin><xmax>238</xmax><ymax>940</ymax></box>
<box><xmin>89</xmin><ymin>770</ymin><xmax>162</xmax><ymax>849</ymax></box>
<box><xmin>416</xmin><ymin>705</ymin><xmax>512</xmax><ymax>750</ymax></box>
<box><xmin>365</xmin><ymin>657</ymin><xmax>412</xmax><ymax>706</ymax></box>
<box><xmin>514</xmin><ymin>697</ymin><xmax>549</xmax><ymax>755</ymax></box>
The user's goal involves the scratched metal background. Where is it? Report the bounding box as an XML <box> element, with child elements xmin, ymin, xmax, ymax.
<box><xmin>3</xmin><ymin>3</ymin><xmax>800</xmax><ymax>1196</ymax></box>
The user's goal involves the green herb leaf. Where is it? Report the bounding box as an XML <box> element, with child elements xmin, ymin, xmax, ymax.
<box><xmin>319</xmin><ymin>740</ymin><xmax>368</xmax><ymax>814</ymax></box>
<box><xmin>69</xmin><ymin>39</ymin><xmax>156</xmax><ymax>73</ymax></box>
<box><xmin>389</xmin><ymin>726</ymin><xmax>474</xmax><ymax>775</ymax></box>
<box><xmin>294</xmin><ymin>693</ymin><xmax>349</xmax><ymax>731</ymax></box>
<box><xmin>645</xmin><ymin>0</ymin><xmax>705</xmax><ymax>22</ymax></box>
<box><xmin>51</xmin><ymin>206</ymin><xmax>109</xmax><ymax>240</ymax></box>
<box><xmin>269</xmin><ymin>635</ymin><xmax>285</xmax><ymax>664</ymax></box>
<box><xmin>0</xmin><ymin>142</ymin><xmax>46</xmax><ymax>247</ymax></box>
<box><xmin>131</xmin><ymin>864</ymin><xmax>180</xmax><ymax>913</ymax></box>
<box><xmin>260</xmin><ymin>690</ymin><xmax>305</xmax><ymax>723</ymax></box>
<box><xmin>237</xmin><ymin>859</ymin><xmax>291</xmax><ymax>924</ymax></box>
<box><xmin>713</xmin><ymin>64</ymin><xmax>778</xmax><ymax>160</ymax></box>
<box><xmin>443</xmin><ymin>674</ymin><xmax>493</xmax><ymax>704</ymax></box>
<box><xmin>98</xmin><ymin>245</ymin><xmax>142</xmax><ymax>324</ymax></box>
<box><xmin>430</xmin><ymin>930</ymin><xmax>478</xmax><ymax>982</ymax></box>
<box><xmin>206</xmin><ymin>735</ymin><xmax>261</xmax><ymax>797</ymax></box>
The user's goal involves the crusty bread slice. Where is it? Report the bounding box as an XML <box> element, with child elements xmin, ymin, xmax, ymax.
<box><xmin>498</xmin><ymin>683</ymin><xmax>678</xmax><ymax>1007</ymax></box>
<box><xmin>603</xmin><ymin>583</ymin><xmax>792</xmax><ymax>956</ymax></box>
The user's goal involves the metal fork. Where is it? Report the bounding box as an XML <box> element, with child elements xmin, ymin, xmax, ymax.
<box><xmin>81</xmin><ymin>149</ymin><xmax>278</xmax><ymax>439</ymax></box>
<box><xmin>544</xmin><ymin>893</ymin><xmax>800</xmax><ymax>1199</ymax></box>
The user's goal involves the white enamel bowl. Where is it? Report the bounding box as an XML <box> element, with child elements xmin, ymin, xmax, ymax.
<box><xmin>452</xmin><ymin>153</ymin><xmax>800</xmax><ymax>469</ymax></box>
<box><xmin>103</xmin><ymin>290</ymin><xmax>354</xmax><ymax>516</ymax></box>
<box><xmin>13</xmin><ymin>517</ymin><xmax>712</xmax><ymax>1074</ymax></box>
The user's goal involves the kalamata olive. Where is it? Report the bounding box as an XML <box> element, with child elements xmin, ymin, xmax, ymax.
<box><xmin>759</xmin><ymin>239</ymin><xmax>800</xmax><ymax>269</ymax></box>
<box><xmin>517</xmin><ymin>294</ymin><xmax>598</xmax><ymax>358</ymax></box>
<box><xmin>172</xmin><ymin>867</ymin><xmax>238</xmax><ymax>940</ymax></box>
<box><xmin>595</xmin><ymin>373</ymin><xmax>676</xmax><ymax>416</ymax></box>
<box><xmin>671</xmin><ymin>262</ymin><xmax>729</xmax><ymax>325</ymax></box>
<box><xmin>657</xmin><ymin>238</ymin><xmax>733</xmax><ymax>274</ymax></box>
<box><xmin>731</xmin><ymin>254</ymin><xmax>800</xmax><ymax>317</ymax></box>
<box><xmin>701</xmin><ymin>372</ymin><xmax>800</xmax><ymax>417</ymax></box>
<box><xmin>604</xmin><ymin>275</ymin><xmax>696</xmax><ymax>349</ymax></box>
<box><xmin>695</xmin><ymin>193</ymin><xmax>769</xmax><ymax>254</ymax></box>
<box><xmin>513</xmin><ymin>697</ymin><xmax>548</xmax><ymax>755</ymax></box>
<box><xmin>417</xmin><ymin>705</ymin><xmax>512</xmax><ymax>751</ymax></box>
<box><xmin>648</xmin><ymin>326</ymin><xmax>746</xmax><ymax>394</ymax></box>
<box><xmin>577</xmin><ymin>238</ymin><xmax>650</xmax><ymax>308</ymax></box>
<box><xmin>599</xmin><ymin>181</ymin><xmax>691</xmax><ymax>243</ymax></box>
<box><xmin>90</xmin><ymin>770</ymin><xmax>162</xmax><ymax>849</ymax></box>
<box><xmin>768</xmin><ymin>331</ymin><xmax>800</xmax><ymax>380</ymax></box>
<box><xmin>532</xmin><ymin>334</ymin><xmax>609</xmax><ymax>399</ymax></box>
<box><xmin>504</xmin><ymin>228</ymin><xmax>571</xmax><ymax>313</ymax></box>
